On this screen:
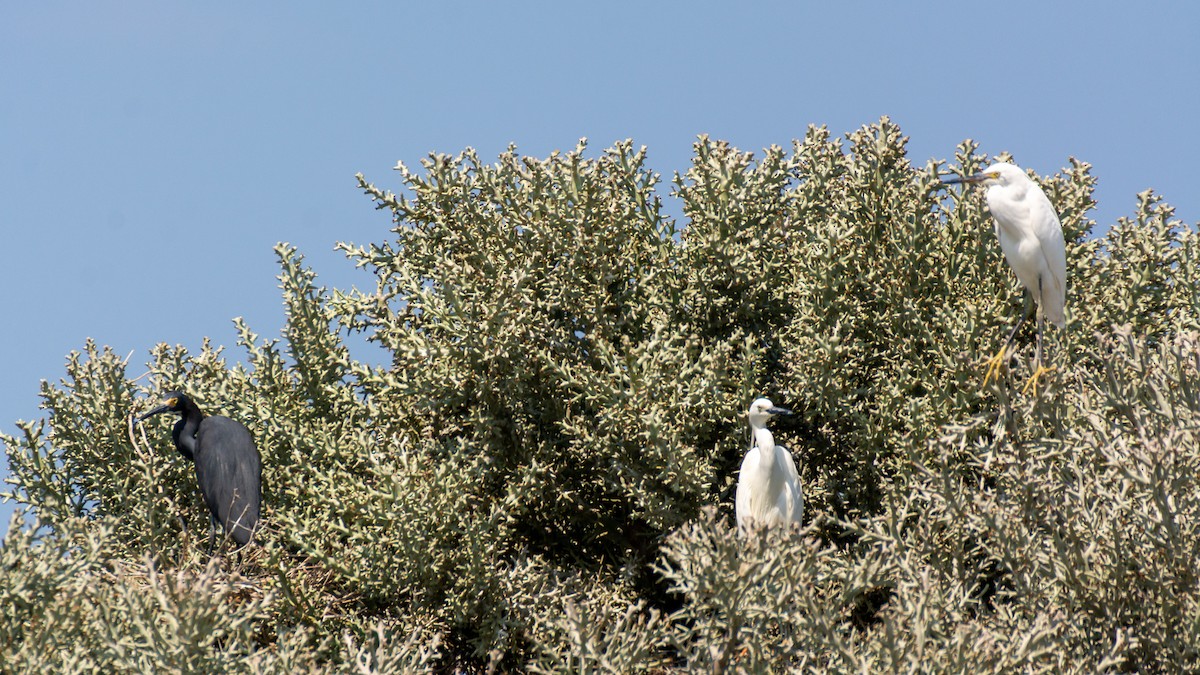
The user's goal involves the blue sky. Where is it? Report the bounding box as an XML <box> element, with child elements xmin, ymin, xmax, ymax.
<box><xmin>2</xmin><ymin>2</ymin><xmax>1197</xmax><ymax>534</ymax></box>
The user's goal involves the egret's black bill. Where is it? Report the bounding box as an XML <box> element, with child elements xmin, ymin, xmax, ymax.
<box><xmin>767</xmin><ymin>407</ymin><xmax>793</xmax><ymax>416</ymax></box>
<box><xmin>941</xmin><ymin>173</ymin><xmax>984</xmax><ymax>185</ymax></box>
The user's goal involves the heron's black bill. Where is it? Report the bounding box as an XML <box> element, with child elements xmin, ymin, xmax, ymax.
<box><xmin>138</xmin><ymin>404</ymin><xmax>172</xmax><ymax>422</ymax></box>
<box><xmin>767</xmin><ymin>407</ymin><xmax>793</xmax><ymax>416</ymax></box>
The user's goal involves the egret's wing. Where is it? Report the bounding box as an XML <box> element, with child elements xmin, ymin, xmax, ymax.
<box><xmin>777</xmin><ymin>445</ymin><xmax>804</xmax><ymax>525</ymax></box>
<box><xmin>778</xmin><ymin>445</ymin><xmax>801</xmax><ymax>483</ymax></box>
<box><xmin>1030</xmin><ymin>191</ymin><xmax>1067</xmax><ymax>326</ymax></box>
<box><xmin>735</xmin><ymin>448</ymin><xmax>758</xmax><ymax>530</ymax></box>
<box><xmin>195</xmin><ymin>417</ymin><xmax>263</xmax><ymax>546</ymax></box>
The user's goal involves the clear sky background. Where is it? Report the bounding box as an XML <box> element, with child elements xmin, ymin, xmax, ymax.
<box><xmin>2</xmin><ymin>2</ymin><xmax>1196</xmax><ymax>535</ymax></box>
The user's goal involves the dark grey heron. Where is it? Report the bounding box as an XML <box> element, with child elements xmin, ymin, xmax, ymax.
<box><xmin>138</xmin><ymin>391</ymin><xmax>262</xmax><ymax>552</ymax></box>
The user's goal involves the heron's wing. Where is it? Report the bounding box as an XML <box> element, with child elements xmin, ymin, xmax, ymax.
<box><xmin>195</xmin><ymin>416</ymin><xmax>262</xmax><ymax>545</ymax></box>
<box><xmin>1030</xmin><ymin>191</ymin><xmax>1067</xmax><ymax>326</ymax></box>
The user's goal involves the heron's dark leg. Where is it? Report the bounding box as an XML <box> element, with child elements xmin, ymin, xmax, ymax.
<box><xmin>1022</xmin><ymin>277</ymin><xmax>1058</xmax><ymax>395</ymax></box>
<box><xmin>983</xmin><ymin>291</ymin><xmax>1031</xmax><ymax>386</ymax></box>
<box><xmin>206</xmin><ymin>515</ymin><xmax>218</xmax><ymax>555</ymax></box>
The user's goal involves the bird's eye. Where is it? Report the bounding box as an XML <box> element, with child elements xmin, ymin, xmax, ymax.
<box><xmin>166</xmin><ymin>397</ymin><xmax>178</xmax><ymax>407</ymax></box>
<box><xmin>989</xmin><ymin>172</ymin><xmax>1000</xmax><ymax>179</ymax></box>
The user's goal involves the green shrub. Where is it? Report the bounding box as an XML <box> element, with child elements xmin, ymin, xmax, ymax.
<box><xmin>3</xmin><ymin>118</ymin><xmax>1197</xmax><ymax>671</ymax></box>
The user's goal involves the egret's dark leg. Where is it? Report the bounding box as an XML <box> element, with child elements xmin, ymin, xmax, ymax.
<box><xmin>1036</xmin><ymin>312</ymin><xmax>1044</xmax><ymax>365</ymax></box>
<box><xmin>983</xmin><ymin>292</ymin><xmax>1031</xmax><ymax>386</ymax></box>
<box><xmin>1022</xmin><ymin>277</ymin><xmax>1058</xmax><ymax>395</ymax></box>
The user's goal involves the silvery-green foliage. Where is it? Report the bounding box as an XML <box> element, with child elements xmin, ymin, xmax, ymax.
<box><xmin>522</xmin><ymin>573</ymin><xmax>673</xmax><ymax>674</ymax></box>
<box><xmin>3</xmin><ymin>118</ymin><xmax>1199</xmax><ymax>671</ymax></box>
<box><xmin>0</xmin><ymin>517</ymin><xmax>276</xmax><ymax>672</ymax></box>
<box><xmin>337</xmin><ymin>620</ymin><xmax>446</xmax><ymax>674</ymax></box>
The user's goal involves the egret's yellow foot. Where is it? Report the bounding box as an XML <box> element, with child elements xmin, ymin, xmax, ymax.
<box><xmin>1021</xmin><ymin>364</ymin><xmax>1057</xmax><ymax>395</ymax></box>
<box><xmin>982</xmin><ymin>346</ymin><xmax>1010</xmax><ymax>387</ymax></box>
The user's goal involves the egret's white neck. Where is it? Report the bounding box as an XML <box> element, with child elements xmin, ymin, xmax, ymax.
<box><xmin>989</xmin><ymin>182</ymin><xmax>1029</xmax><ymax>206</ymax></box>
<box><xmin>752</xmin><ymin>422</ymin><xmax>776</xmax><ymax>466</ymax></box>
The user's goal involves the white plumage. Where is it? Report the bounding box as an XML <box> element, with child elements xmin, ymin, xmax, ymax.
<box><xmin>944</xmin><ymin>161</ymin><xmax>1067</xmax><ymax>390</ymax></box>
<box><xmin>735</xmin><ymin>398</ymin><xmax>803</xmax><ymax>535</ymax></box>
<box><xmin>975</xmin><ymin>162</ymin><xmax>1066</xmax><ymax>327</ymax></box>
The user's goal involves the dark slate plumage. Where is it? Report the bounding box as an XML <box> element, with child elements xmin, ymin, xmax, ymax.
<box><xmin>140</xmin><ymin>391</ymin><xmax>262</xmax><ymax>550</ymax></box>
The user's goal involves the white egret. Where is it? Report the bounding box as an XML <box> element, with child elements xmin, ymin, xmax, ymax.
<box><xmin>942</xmin><ymin>162</ymin><xmax>1066</xmax><ymax>393</ymax></box>
<box><xmin>735</xmin><ymin>398</ymin><xmax>803</xmax><ymax>535</ymax></box>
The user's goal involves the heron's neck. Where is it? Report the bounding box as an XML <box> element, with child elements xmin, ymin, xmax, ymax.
<box><xmin>171</xmin><ymin>404</ymin><xmax>204</xmax><ymax>461</ymax></box>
